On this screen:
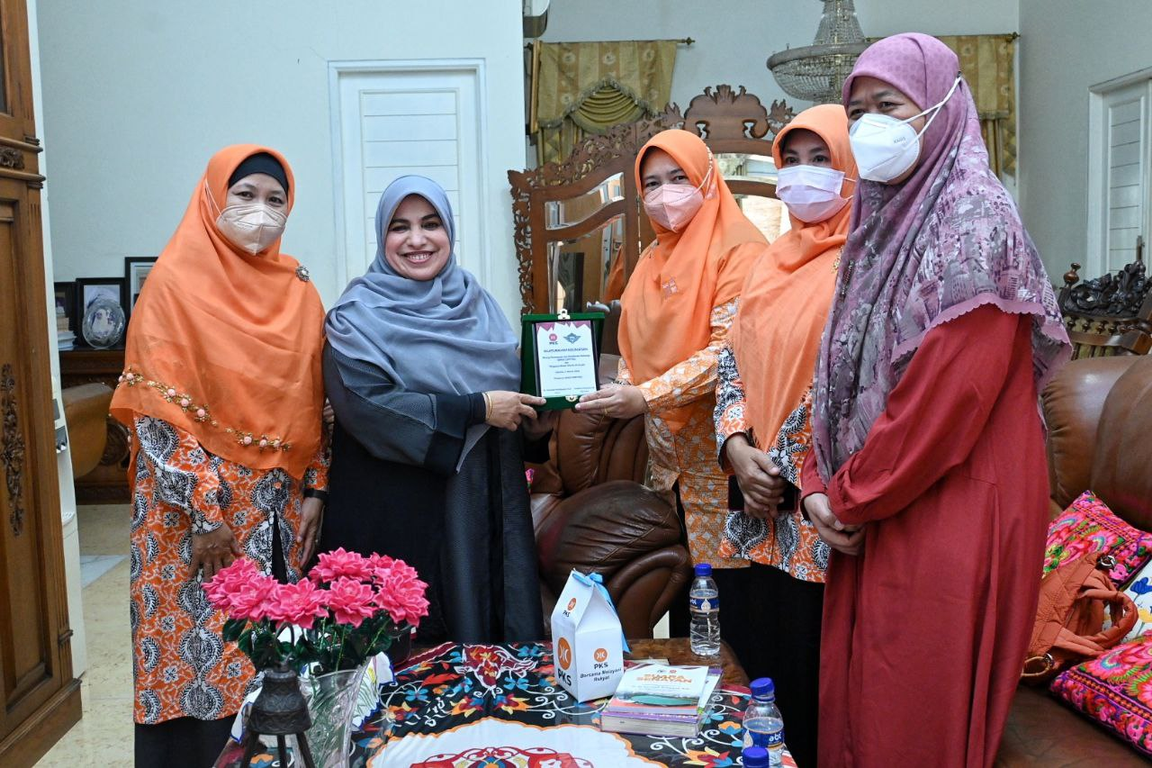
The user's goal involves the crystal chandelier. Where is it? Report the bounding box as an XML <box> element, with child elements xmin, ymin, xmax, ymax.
<box><xmin>767</xmin><ymin>0</ymin><xmax>870</xmax><ymax>104</ymax></box>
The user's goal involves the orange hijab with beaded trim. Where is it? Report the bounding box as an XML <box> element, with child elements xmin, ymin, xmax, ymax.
<box><xmin>730</xmin><ymin>105</ymin><xmax>856</xmax><ymax>450</ymax></box>
<box><xmin>619</xmin><ymin>129</ymin><xmax>767</xmax><ymax>432</ymax></box>
<box><xmin>110</xmin><ymin>144</ymin><xmax>325</xmax><ymax>479</ymax></box>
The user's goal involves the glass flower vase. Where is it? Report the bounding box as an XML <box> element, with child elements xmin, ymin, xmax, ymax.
<box><xmin>300</xmin><ymin>663</ymin><xmax>369</xmax><ymax>768</ymax></box>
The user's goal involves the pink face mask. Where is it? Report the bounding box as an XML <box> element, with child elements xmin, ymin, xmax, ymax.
<box><xmin>643</xmin><ymin>159</ymin><xmax>713</xmax><ymax>232</ymax></box>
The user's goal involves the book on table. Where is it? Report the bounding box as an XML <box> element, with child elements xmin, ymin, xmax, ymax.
<box><xmin>599</xmin><ymin>663</ymin><xmax>722</xmax><ymax>738</ymax></box>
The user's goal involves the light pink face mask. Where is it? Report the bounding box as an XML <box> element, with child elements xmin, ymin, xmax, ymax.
<box><xmin>642</xmin><ymin>158</ymin><xmax>713</xmax><ymax>232</ymax></box>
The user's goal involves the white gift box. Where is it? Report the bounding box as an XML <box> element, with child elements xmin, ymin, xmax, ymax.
<box><xmin>550</xmin><ymin>569</ymin><xmax>626</xmax><ymax>702</ymax></box>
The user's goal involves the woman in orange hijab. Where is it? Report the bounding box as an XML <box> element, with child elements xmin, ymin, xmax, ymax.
<box><xmin>110</xmin><ymin>145</ymin><xmax>328</xmax><ymax>768</ymax></box>
<box><xmin>712</xmin><ymin>105</ymin><xmax>856</xmax><ymax>766</ymax></box>
<box><xmin>577</xmin><ymin>128</ymin><xmax>767</xmax><ymax>635</ymax></box>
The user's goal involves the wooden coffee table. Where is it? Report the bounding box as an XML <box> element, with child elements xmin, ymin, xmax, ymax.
<box><xmin>626</xmin><ymin>637</ymin><xmax>749</xmax><ymax>687</ymax></box>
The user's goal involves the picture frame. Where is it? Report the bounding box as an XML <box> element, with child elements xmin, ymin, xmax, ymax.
<box><xmin>520</xmin><ymin>310</ymin><xmax>605</xmax><ymax>411</ymax></box>
<box><xmin>124</xmin><ymin>256</ymin><xmax>158</xmax><ymax>317</ymax></box>
<box><xmin>74</xmin><ymin>277</ymin><xmax>128</xmax><ymax>345</ymax></box>
<box><xmin>53</xmin><ymin>281</ymin><xmax>76</xmax><ymax>330</ymax></box>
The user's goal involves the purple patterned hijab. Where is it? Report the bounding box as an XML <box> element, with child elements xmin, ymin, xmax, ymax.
<box><xmin>811</xmin><ymin>33</ymin><xmax>1071</xmax><ymax>481</ymax></box>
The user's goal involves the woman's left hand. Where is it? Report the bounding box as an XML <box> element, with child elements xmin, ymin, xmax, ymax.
<box><xmin>804</xmin><ymin>492</ymin><xmax>866</xmax><ymax>556</ymax></box>
<box><xmin>297</xmin><ymin>496</ymin><xmax>324</xmax><ymax>564</ymax></box>
<box><xmin>575</xmin><ymin>384</ymin><xmax>649</xmax><ymax>419</ymax></box>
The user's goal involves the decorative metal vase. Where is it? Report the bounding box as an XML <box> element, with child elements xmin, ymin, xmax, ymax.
<box><xmin>240</xmin><ymin>665</ymin><xmax>316</xmax><ymax>768</ymax></box>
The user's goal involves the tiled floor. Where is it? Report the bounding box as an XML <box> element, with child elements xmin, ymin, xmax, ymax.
<box><xmin>37</xmin><ymin>504</ymin><xmax>134</xmax><ymax>767</ymax></box>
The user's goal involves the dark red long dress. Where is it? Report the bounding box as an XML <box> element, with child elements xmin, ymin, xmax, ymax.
<box><xmin>802</xmin><ymin>306</ymin><xmax>1048</xmax><ymax>768</ymax></box>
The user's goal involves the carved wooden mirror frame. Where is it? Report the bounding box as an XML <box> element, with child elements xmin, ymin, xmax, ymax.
<box><xmin>509</xmin><ymin>85</ymin><xmax>795</xmax><ymax>314</ymax></box>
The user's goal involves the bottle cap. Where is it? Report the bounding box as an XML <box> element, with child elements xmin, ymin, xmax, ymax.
<box><xmin>694</xmin><ymin>563</ymin><xmax>713</xmax><ymax>576</ymax></box>
<box><xmin>750</xmin><ymin>677</ymin><xmax>775</xmax><ymax>700</ymax></box>
<box><xmin>741</xmin><ymin>746</ymin><xmax>770</xmax><ymax>767</ymax></box>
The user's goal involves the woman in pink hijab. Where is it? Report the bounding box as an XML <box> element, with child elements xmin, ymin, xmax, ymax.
<box><xmin>801</xmin><ymin>34</ymin><xmax>1070</xmax><ymax>767</ymax></box>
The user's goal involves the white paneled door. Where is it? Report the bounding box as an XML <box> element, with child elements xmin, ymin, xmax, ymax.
<box><xmin>332</xmin><ymin>61</ymin><xmax>486</xmax><ymax>288</ymax></box>
<box><xmin>1088</xmin><ymin>75</ymin><xmax>1152</xmax><ymax>276</ymax></box>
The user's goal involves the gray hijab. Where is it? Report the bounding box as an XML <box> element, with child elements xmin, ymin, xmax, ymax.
<box><xmin>325</xmin><ymin>175</ymin><xmax>520</xmax><ymax>396</ymax></box>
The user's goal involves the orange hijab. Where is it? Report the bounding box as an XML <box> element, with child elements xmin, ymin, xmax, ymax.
<box><xmin>730</xmin><ymin>105</ymin><xmax>856</xmax><ymax>449</ymax></box>
<box><xmin>110</xmin><ymin>145</ymin><xmax>325</xmax><ymax>480</ymax></box>
<box><xmin>619</xmin><ymin>129</ymin><xmax>767</xmax><ymax>431</ymax></box>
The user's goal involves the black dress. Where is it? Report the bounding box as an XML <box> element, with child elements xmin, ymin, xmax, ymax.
<box><xmin>319</xmin><ymin>344</ymin><xmax>544</xmax><ymax>643</ymax></box>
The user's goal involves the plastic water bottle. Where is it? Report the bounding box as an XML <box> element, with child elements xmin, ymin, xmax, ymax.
<box><xmin>744</xmin><ymin>677</ymin><xmax>785</xmax><ymax>766</ymax></box>
<box><xmin>689</xmin><ymin>563</ymin><xmax>720</xmax><ymax>657</ymax></box>
<box><xmin>741</xmin><ymin>745</ymin><xmax>770</xmax><ymax>768</ymax></box>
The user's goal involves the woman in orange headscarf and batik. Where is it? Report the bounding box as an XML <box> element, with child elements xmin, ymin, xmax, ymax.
<box><xmin>577</xmin><ymin>128</ymin><xmax>767</xmax><ymax>654</ymax></box>
<box><xmin>110</xmin><ymin>146</ymin><xmax>329</xmax><ymax>768</ymax></box>
<box><xmin>712</xmin><ymin>105</ymin><xmax>856</xmax><ymax>767</ymax></box>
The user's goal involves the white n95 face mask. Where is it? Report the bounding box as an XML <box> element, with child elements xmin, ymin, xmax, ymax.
<box><xmin>848</xmin><ymin>76</ymin><xmax>962</xmax><ymax>183</ymax></box>
<box><xmin>775</xmin><ymin>165</ymin><xmax>850</xmax><ymax>223</ymax></box>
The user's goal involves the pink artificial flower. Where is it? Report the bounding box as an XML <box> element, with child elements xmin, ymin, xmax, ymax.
<box><xmin>367</xmin><ymin>552</ymin><xmax>395</xmax><ymax>572</ymax></box>
<box><xmin>226</xmin><ymin>573</ymin><xmax>277</xmax><ymax>623</ymax></box>
<box><xmin>372</xmin><ymin>559</ymin><xmax>430</xmax><ymax>627</ymax></box>
<box><xmin>264</xmin><ymin>579</ymin><xmax>329</xmax><ymax>630</ymax></box>
<box><xmin>204</xmin><ymin>558</ymin><xmax>264</xmax><ymax>612</ymax></box>
<box><xmin>326</xmin><ymin>576</ymin><xmax>377</xmax><ymax>628</ymax></box>
<box><xmin>310</xmin><ymin>547</ymin><xmax>373</xmax><ymax>583</ymax></box>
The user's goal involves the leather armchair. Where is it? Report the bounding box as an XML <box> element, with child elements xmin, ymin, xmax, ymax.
<box><xmin>996</xmin><ymin>354</ymin><xmax>1152</xmax><ymax>766</ymax></box>
<box><xmin>528</xmin><ymin>376</ymin><xmax>692</xmax><ymax>640</ymax></box>
<box><xmin>62</xmin><ymin>383</ymin><xmax>113</xmax><ymax>479</ymax></box>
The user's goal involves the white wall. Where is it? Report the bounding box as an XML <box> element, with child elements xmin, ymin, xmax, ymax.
<box><xmin>1016</xmin><ymin>0</ymin><xmax>1152</xmax><ymax>277</ymax></box>
<box><xmin>37</xmin><ymin>0</ymin><xmax>527</xmax><ymax>317</ymax></box>
<box><xmin>542</xmin><ymin>0</ymin><xmax>1017</xmax><ymax>113</ymax></box>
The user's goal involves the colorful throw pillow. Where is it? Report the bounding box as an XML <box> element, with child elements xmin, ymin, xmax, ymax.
<box><xmin>1044</xmin><ymin>491</ymin><xmax>1152</xmax><ymax>586</ymax></box>
<box><xmin>1050</xmin><ymin>633</ymin><xmax>1152</xmax><ymax>756</ymax></box>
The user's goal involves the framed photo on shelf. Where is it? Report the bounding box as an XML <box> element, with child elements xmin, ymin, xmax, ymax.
<box><xmin>75</xmin><ymin>277</ymin><xmax>127</xmax><ymax>326</ymax></box>
<box><xmin>124</xmin><ymin>256</ymin><xmax>158</xmax><ymax>315</ymax></box>
<box><xmin>53</xmin><ymin>281</ymin><xmax>76</xmax><ymax>329</ymax></box>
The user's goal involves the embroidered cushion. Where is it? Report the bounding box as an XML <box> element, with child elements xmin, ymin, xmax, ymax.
<box><xmin>1044</xmin><ymin>491</ymin><xmax>1152</xmax><ymax>586</ymax></box>
<box><xmin>1050</xmin><ymin>633</ymin><xmax>1152</xmax><ymax>756</ymax></box>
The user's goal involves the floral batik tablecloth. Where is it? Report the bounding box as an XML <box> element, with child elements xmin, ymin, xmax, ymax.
<box><xmin>362</xmin><ymin>642</ymin><xmax>795</xmax><ymax>767</ymax></box>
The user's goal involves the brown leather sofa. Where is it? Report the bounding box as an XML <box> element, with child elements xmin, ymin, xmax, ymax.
<box><xmin>996</xmin><ymin>354</ymin><xmax>1152</xmax><ymax>766</ymax></box>
<box><xmin>528</xmin><ymin>363</ymin><xmax>692</xmax><ymax>639</ymax></box>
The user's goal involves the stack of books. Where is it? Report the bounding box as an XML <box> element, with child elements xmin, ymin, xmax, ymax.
<box><xmin>600</xmin><ymin>663</ymin><xmax>721</xmax><ymax>738</ymax></box>
<box><xmin>56</xmin><ymin>307</ymin><xmax>75</xmax><ymax>351</ymax></box>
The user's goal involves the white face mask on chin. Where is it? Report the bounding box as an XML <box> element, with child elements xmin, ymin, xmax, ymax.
<box><xmin>848</xmin><ymin>75</ymin><xmax>962</xmax><ymax>183</ymax></box>
<box><xmin>775</xmin><ymin>165</ymin><xmax>851</xmax><ymax>223</ymax></box>
<box><xmin>215</xmin><ymin>203</ymin><xmax>287</xmax><ymax>255</ymax></box>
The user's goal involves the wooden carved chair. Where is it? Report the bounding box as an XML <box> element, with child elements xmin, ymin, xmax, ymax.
<box><xmin>509</xmin><ymin>85</ymin><xmax>795</xmax><ymax>315</ymax></box>
<box><xmin>1058</xmin><ymin>259</ymin><xmax>1152</xmax><ymax>359</ymax></box>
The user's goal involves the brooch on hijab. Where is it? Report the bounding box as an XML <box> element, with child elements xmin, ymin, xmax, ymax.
<box><xmin>295</xmin><ymin>265</ymin><xmax>311</xmax><ymax>282</ymax></box>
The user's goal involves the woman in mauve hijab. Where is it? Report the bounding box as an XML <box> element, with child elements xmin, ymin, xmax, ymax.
<box><xmin>111</xmin><ymin>146</ymin><xmax>328</xmax><ymax>768</ymax></box>
<box><xmin>801</xmin><ymin>34</ymin><xmax>1070</xmax><ymax>766</ymax></box>
<box><xmin>322</xmin><ymin>175</ymin><xmax>550</xmax><ymax>645</ymax></box>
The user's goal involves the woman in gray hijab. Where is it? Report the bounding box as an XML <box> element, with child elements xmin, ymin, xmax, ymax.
<box><xmin>321</xmin><ymin>175</ymin><xmax>549</xmax><ymax>643</ymax></box>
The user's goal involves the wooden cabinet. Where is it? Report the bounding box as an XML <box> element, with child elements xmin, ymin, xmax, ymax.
<box><xmin>59</xmin><ymin>348</ymin><xmax>129</xmax><ymax>504</ymax></box>
<box><xmin>0</xmin><ymin>1</ymin><xmax>82</xmax><ymax>764</ymax></box>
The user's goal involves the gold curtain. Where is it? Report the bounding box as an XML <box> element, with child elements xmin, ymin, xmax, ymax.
<box><xmin>531</xmin><ymin>40</ymin><xmax>678</xmax><ymax>165</ymax></box>
<box><xmin>937</xmin><ymin>34</ymin><xmax>1017</xmax><ymax>177</ymax></box>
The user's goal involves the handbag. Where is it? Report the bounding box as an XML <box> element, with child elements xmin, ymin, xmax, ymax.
<box><xmin>1021</xmin><ymin>553</ymin><xmax>1138</xmax><ymax>683</ymax></box>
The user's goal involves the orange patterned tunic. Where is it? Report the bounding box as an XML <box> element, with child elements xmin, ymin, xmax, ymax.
<box><xmin>713</xmin><ymin>343</ymin><xmax>829</xmax><ymax>583</ymax></box>
<box><xmin>617</xmin><ymin>300</ymin><xmax>746</xmax><ymax>570</ymax></box>
<box><xmin>129</xmin><ymin>416</ymin><xmax>329</xmax><ymax>724</ymax></box>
